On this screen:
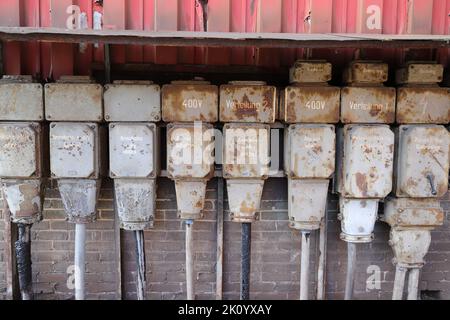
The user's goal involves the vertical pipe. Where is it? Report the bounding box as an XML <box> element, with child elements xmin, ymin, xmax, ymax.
<box><xmin>215</xmin><ymin>178</ymin><xmax>224</xmax><ymax>300</ymax></box>
<box><xmin>185</xmin><ymin>220</ymin><xmax>195</xmax><ymax>300</ymax></box>
<box><xmin>392</xmin><ymin>265</ymin><xmax>407</xmax><ymax>300</ymax></box>
<box><xmin>75</xmin><ymin>223</ymin><xmax>86</xmax><ymax>300</ymax></box>
<box><xmin>15</xmin><ymin>224</ymin><xmax>33</xmax><ymax>300</ymax></box>
<box><xmin>344</xmin><ymin>242</ymin><xmax>357</xmax><ymax>300</ymax></box>
<box><xmin>134</xmin><ymin>230</ymin><xmax>146</xmax><ymax>300</ymax></box>
<box><xmin>316</xmin><ymin>213</ymin><xmax>328</xmax><ymax>300</ymax></box>
<box><xmin>407</xmin><ymin>268</ymin><xmax>420</xmax><ymax>300</ymax></box>
<box><xmin>241</xmin><ymin>222</ymin><xmax>251</xmax><ymax>300</ymax></box>
<box><xmin>300</xmin><ymin>231</ymin><xmax>311</xmax><ymax>300</ymax></box>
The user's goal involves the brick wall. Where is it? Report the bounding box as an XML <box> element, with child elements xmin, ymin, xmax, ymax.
<box><xmin>1</xmin><ymin>178</ymin><xmax>449</xmax><ymax>300</ymax></box>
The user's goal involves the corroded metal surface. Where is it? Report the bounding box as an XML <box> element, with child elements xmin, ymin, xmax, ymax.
<box><xmin>162</xmin><ymin>83</ymin><xmax>218</xmax><ymax>122</ymax></box>
<box><xmin>396</xmin><ymin>87</ymin><xmax>450</xmax><ymax>124</ymax></box>
<box><xmin>341</xmin><ymin>87</ymin><xmax>396</xmax><ymax>124</ymax></box>
<box><xmin>339</xmin><ymin>198</ymin><xmax>378</xmax><ymax>243</ymax></box>
<box><xmin>219</xmin><ymin>83</ymin><xmax>276</xmax><ymax>123</ymax></box>
<box><xmin>285</xmin><ymin>124</ymin><xmax>335</xmax><ymax>179</ymax></box>
<box><xmin>223</xmin><ymin>123</ymin><xmax>271</xmax><ymax>179</ymax></box>
<box><xmin>0</xmin><ymin>122</ymin><xmax>42</xmax><ymax>178</ymax></box>
<box><xmin>289</xmin><ymin>61</ymin><xmax>332</xmax><ymax>84</ymax></box>
<box><xmin>288</xmin><ymin>179</ymin><xmax>329</xmax><ymax>231</ymax></box>
<box><xmin>58</xmin><ymin>179</ymin><xmax>100</xmax><ymax>224</ymax></box>
<box><xmin>343</xmin><ymin>61</ymin><xmax>388</xmax><ymax>84</ymax></box>
<box><xmin>44</xmin><ymin>83</ymin><xmax>103</xmax><ymax>122</ymax></box>
<box><xmin>174</xmin><ymin>180</ymin><xmax>207</xmax><ymax>220</ymax></box>
<box><xmin>396</xmin><ymin>63</ymin><xmax>444</xmax><ymax>84</ymax></box>
<box><xmin>114</xmin><ymin>179</ymin><xmax>156</xmax><ymax>230</ymax></box>
<box><xmin>338</xmin><ymin>125</ymin><xmax>394</xmax><ymax>198</ymax></box>
<box><xmin>167</xmin><ymin>123</ymin><xmax>214</xmax><ymax>180</ymax></box>
<box><xmin>104</xmin><ymin>82</ymin><xmax>161</xmax><ymax>122</ymax></box>
<box><xmin>395</xmin><ymin>125</ymin><xmax>449</xmax><ymax>198</ymax></box>
<box><xmin>50</xmin><ymin>123</ymin><xmax>101</xmax><ymax>179</ymax></box>
<box><xmin>384</xmin><ymin>198</ymin><xmax>444</xmax><ymax>228</ymax></box>
<box><xmin>227</xmin><ymin>179</ymin><xmax>265</xmax><ymax>223</ymax></box>
<box><xmin>0</xmin><ymin>82</ymin><xmax>43</xmax><ymax>121</ymax></box>
<box><xmin>1</xmin><ymin>179</ymin><xmax>42</xmax><ymax>225</ymax></box>
<box><xmin>389</xmin><ymin>229</ymin><xmax>432</xmax><ymax>268</ymax></box>
<box><xmin>281</xmin><ymin>86</ymin><xmax>340</xmax><ymax>124</ymax></box>
<box><xmin>109</xmin><ymin>123</ymin><xmax>159</xmax><ymax>179</ymax></box>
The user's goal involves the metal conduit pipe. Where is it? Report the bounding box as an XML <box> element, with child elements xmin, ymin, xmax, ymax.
<box><xmin>300</xmin><ymin>231</ymin><xmax>311</xmax><ymax>300</ymax></box>
<box><xmin>185</xmin><ymin>220</ymin><xmax>195</xmax><ymax>300</ymax></box>
<box><xmin>241</xmin><ymin>222</ymin><xmax>251</xmax><ymax>301</ymax></box>
<box><xmin>134</xmin><ymin>230</ymin><xmax>147</xmax><ymax>300</ymax></box>
<box><xmin>407</xmin><ymin>268</ymin><xmax>420</xmax><ymax>300</ymax></box>
<box><xmin>15</xmin><ymin>224</ymin><xmax>33</xmax><ymax>300</ymax></box>
<box><xmin>344</xmin><ymin>242</ymin><xmax>357</xmax><ymax>300</ymax></box>
<box><xmin>392</xmin><ymin>265</ymin><xmax>407</xmax><ymax>300</ymax></box>
<box><xmin>316</xmin><ymin>217</ymin><xmax>327</xmax><ymax>300</ymax></box>
<box><xmin>74</xmin><ymin>223</ymin><xmax>86</xmax><ymax>300</ymax></box>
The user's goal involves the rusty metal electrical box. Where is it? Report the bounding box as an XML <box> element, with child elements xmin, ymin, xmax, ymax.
<box><xmin>109</xmin><ymin>123</ymin><xmax>159</xmax><ymax>179</ymax></box>
<box><xmin>281</xmin><ymin>61</ymin><xmax>340</xmax><ymax>124</ymax></box>
<box><xmin>337</xmin><ymin>125</ymin><xmax>395</xmax><ymax>198</ymax></box>
<box><xmin>396</xmin><ymin>63</ymin><xmax>450</xmax><ymax>124</ymax></box>
<box><xmin>0</xmin><ymin>123</ymin><xmax>44</xmax><ymax>178</ymax></box>
<box><xmin>395</xmin><ymin>125</ymin><xmax>449</xmax><ymax>198</ymax></box>
<box><xmin>284</xmin><ymin>124</ymin><xmax>335</xmax><ymax>179</ymax></box>
<box><xmin>104</xmin><ymin>81</ymin><xmax>161</xmax><ymax>122</ymax></box>
<box><xmin>223</xmin><ymin>123</ymin><xmax>271</xmax><ymax>179</ymax></box>
<box><xmin>384</xmin><ymin>198</ymin><xmax>444</xmax><ymax>229</ymax></box>
<box><xmin>0</xmin><ymin>76</ymin><xmax>43</xmax><ymax>121</ymax></box>
<box><xmin>162</xmin><ymin>81</ymin><xmax>218</xmax><ymax>122</ymax></box>
<box><xmin>219</xmin><ymin>81</ymin><xmax>277</xmax><ymax>123</ymax></box>
<box><xmin>341</xmin><ymin>62</ymin><xmax>396</xmax><ymax>124</ymax></box>
<box><xmin>167</xmin><ymin>122</ymin><xmax>215</xmax><ymax>220</ymax></box>
<box><xmin>0</xmin><ymin>76</ymin><xmax>46</xmax><ymax>225</ymax></box>
<box><xmin>106</xmin><ymin>81</ymin><xmax>161</xmax><ymax>231</ymax></box>
<box><xmin>45</xmin><ymin>78</ymin><xmax>103</xmax><ymax>122</ymax></box>
<box><xmin>50</xmin><ymin>123</ymin><xmax>102</xmax><ymax>179</ymax></box>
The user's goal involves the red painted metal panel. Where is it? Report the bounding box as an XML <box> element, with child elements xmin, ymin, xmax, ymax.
<box><xmin>1</xmin><ymin>0</ymin><xmax>21</xmax><ymax>75</ymax></box>
<box><xmin>0</xmin><ymin>0</ymin><xmax>449</xmax><ymax>75</ymax></box>
<box><xmin>103</xmin><ymin>0</ymin><xmax>126</xmax><ymax>64</ymax></box>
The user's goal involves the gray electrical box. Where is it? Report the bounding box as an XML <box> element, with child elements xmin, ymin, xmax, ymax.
<box><xmin>50</xmin><ymin>122</ymin><xmax>101</xmax><ymax>179</ymax></box>
<box><xmin>104</xmin><ymin>81</ymin><xmax>161</xmax><ymax>122</ymax></box>
<box><xmin>285</xmin><ymin>124</ymin><xmax>335</xmax><ymax>179</ymax></box>
<box><xmin>0</xmin><ymin>81</ymin><xmax>43</xmax><ymax>121</ymax></box>
<box><xmin>109</xmin><ymin>123</ymin><xmax>159</xmax><ymax>179</ymax></box>
<box><xmin>45</xmin><ymin>82</ymin><xmax>103</xmax><ymax>121</ymax></box>
<box><xmin>337</xmin><ymin>125</ymin><xmax>395</xmax><ymax>198</ymax></box>
<box><xmin>395</xmin><ymin>125</ymin><xmax>449</xmax><ymax>198</ymax></box>
<box><xmin>0</xmin><ymin>123</ymin><xmax>44</xmax><ymax>178</ymax></box>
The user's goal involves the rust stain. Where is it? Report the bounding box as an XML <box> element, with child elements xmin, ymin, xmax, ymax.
<box><xmin>355</xmin><ymin>172</ymin><xmax>368</xmax><ymax>197</ymax></box>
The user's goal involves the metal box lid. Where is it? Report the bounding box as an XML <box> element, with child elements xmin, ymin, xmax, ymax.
<box><xmin>285</xmin><ymin>124</ymin><xmax>335</xmax><ymax>179</ymax></box>
<box><xmin>219</xmin><ymin>82</ymin><xmax>276</xmax><ymax>123</ymax></box>
<box><xmin>0</xmin><ymin>123</ymin><xmax>42</xmax><ymax>178</ymax></box>
<box><xmin>396</xmin><ymin>63</ymin><xmax>444</xmax><ymax>84</ymax></box>
<box><xmin>0</xmin><ymin>80</ymin><xmax>43</xmax><ymax>121</ymax></box>
<box><xmin>45</xmin><ymin>83</ymin><xmax>103</xmax><ymax>121</ymax></box>
<box><xmin>396</xmin><ymin>87</ymin><xmax>450</xmax><ymax>124</ymax></box>
<box><xmin>109</xmin><ymin>123</ymin><xmax>158</xmax><ymax>178</ymax></box>
<box><xmin>289</xmin><ymin>61</ymin><xmax>332</xmax><ymax>83</ymax></box>
<box><xmin>341</xmin><ymin>87</ymin><xmax>396</xmax><ymax>124</ymax></box>
<box><xmin>281</xmin><ymin>86</ymin><xmax>340</xmax><ymax>123</ymax></box>
<box><xmin>340</xmin><ymin>125</ymin><xmax>394</xmax><ymax>198</ymax></box>
<box><xmin>396</xmin><ymin>125</ymin><xmax>449</xmax><ymax>198</ymax></box>
<box><xmin>223</xmin><ymin>123</ymin><xmax>271</xmax><ymax>179</ymax></box>
<box><xmin>343</xmin><ymin>61</ymin><xmax>388</xmax><ymax>84</ymax></box>
<box><xmin>104</xmin><ymin>82</ymin><xmax>161</xmax><ymax>122</ymax></box>
<box><xmin>167</xmin><ymin>123</ymin><xmax>215</xmax><ymax>179</ymax></box>
<box><xmin>384</xmin><ymin>198</ymin><xmax>444</xmax><ymax>228</ymax></box>
<box><xmin>162</xmin><ymin>83</ymin><xmax>218</xmax><ymax>122</ymax></box>
<box><xmin>50</xmin><ymin>123</ymin><xmax>100</xmax><ymax>178</ymax></box>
